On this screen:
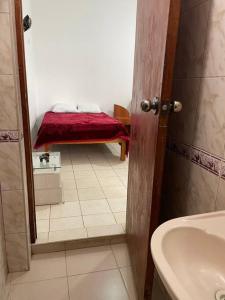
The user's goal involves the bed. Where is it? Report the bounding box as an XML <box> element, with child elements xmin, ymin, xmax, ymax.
<box><xmin>34</xmin><ymin>111</ymin><xmax>129</xmax><ymax>161</ymax></box>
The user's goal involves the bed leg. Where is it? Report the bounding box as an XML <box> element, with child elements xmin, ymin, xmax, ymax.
<box><xmin>120</xmin><ymin>141</ymin><xmax>126</xmax><ymax>161</ymax></box>
<box><xmin>44</xmin><ymin>144</ymin><xmax>49</xmax><ymax>152</ymax></box>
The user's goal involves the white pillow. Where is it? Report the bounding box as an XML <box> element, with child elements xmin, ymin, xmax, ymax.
<box><xmin>77</xmin><ymin>104</ymin><xmax>101</xmax><ymax>113</ymax></box>
<box><xmin>51</xmin><ymin>103</ymin><xmax>78</xmax><ymax>113</ymax></box>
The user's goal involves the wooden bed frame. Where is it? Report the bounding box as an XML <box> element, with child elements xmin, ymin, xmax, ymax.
<box><xmin>43</xmin><ymin>105</ymin><xmax>130</xmax><ymax>161</ymax></box>
<box><xmin>44</xmin><ymin>139</ymin><xmax>127</xmax><ymax>161</ymax></box>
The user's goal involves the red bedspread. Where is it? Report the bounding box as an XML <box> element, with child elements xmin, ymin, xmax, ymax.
<box><xmin>34</xmin><ymin>112</ymin><xmax>129</xmax><ymax>149</ymax></box>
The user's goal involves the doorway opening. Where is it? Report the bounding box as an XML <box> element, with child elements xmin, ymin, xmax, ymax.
<box><xmin>16</xmin><ymin>0</ymin><xmax>137</xmax><ymax>245</ymax></box>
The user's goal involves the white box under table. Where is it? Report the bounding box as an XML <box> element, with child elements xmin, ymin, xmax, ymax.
<box><xmin>32</xmin><ymin>152</ymin><xmax>62</xmax><ymax>205</ymax></box>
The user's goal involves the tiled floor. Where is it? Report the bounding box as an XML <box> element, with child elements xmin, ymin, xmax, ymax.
<box><xmin>9</xmin><ymin>243</ymin><xmax>138</xmax><ymax>300</ymax></box>
<box><xmin>35</xmin><ymin>144</ymin><xmax>128</xmax><ymax>243</ymax></box>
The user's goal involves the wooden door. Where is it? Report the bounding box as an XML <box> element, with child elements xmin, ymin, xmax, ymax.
<box><xmin>126</xmin><ymin>0</ymin><xmax>181</xmax><ymax>299</ymax></box>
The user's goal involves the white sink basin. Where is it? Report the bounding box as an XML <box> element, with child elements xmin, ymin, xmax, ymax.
<box><xmin>151</xmin><ymin>211</ymin><xmax>225</xmax><ymax>300</ymax></box>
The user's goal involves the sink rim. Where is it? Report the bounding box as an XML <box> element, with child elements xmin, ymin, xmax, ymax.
<box><xmin>151</xmin><ymin>211</ymin><xmax>225</xmax><ymax>300</ymax></box>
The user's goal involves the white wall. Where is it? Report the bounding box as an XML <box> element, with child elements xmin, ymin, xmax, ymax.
<box><xmin>22</xmin><ymin>0</ymin><xmax>39</xmax><ymax>139</ymax></box>
<box><xmin>27</xmin><ymin>0</ymin><xmax>136</xmax><ymax>119</ymax></box>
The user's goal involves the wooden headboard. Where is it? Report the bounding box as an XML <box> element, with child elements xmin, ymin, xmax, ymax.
<box><xmin>114</xmin><ymin>104</ymin><xmax>130</xmax><ymax>125</ymax></box>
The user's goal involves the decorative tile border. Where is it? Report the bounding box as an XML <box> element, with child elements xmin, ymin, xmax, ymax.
<box><xmin>167</xmin><ymin>140</ymin><xmax>225</xmax><ymax>179</ymax></box>
<box><xmin>0</xmin><ymin>130</ymin><xmax>19</xmax><ymax>142</ymax></box>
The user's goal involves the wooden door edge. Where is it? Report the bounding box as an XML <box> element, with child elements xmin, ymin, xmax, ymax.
<box><xmin>14</xmin><ymin>0</ymin><xmax>37</xmax><ymax>243</ymax></box>
<box><xmin>144</xmin><ymin>0</ymin><xmax>181</xmax><ymax>298</ymax></box>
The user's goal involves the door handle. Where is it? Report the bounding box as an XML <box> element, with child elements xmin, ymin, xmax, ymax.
<box><xmin>171</xmin><ymin>101</ymin><xmax>182</xmax><ymax>112</ymax></box>
<box><xmin>140</xmin><ymin>97</ymin><xmax>159</xmax><ymax>114</ymax></box>
<box><xmin>161</xmin><ymin>101</ymin><xmax>183</xmax><ymax>113</ymax></box>
<box><xmin>141</xmin><ymin>98</ymin><xmax>182</xmax><ymax>115</ymax></box>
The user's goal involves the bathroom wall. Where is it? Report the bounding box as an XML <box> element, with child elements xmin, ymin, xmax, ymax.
<box><xmin>0</xmin><ymin>192</ymin><xmax>10</xmax><ymax>300</ymax></box>
<box><xmin>162</xmin><ymin>0</ymin><xmax>225</xmax><ymax>219</ymax></box>
<box><xmin>22</xmin><ymin>0</ymin><xmax>136</xmax><ymax>123</ymax></box>
<box><xmin>0</xmin><ymin>0</ymin><xmax>30</xmax><ymax>272</ymax></box>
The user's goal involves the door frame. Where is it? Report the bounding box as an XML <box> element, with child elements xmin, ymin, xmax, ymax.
<box><xmin>14</xmin><ymin>0</ymin><xmax>37</xmax><ymax>243</ymax></box>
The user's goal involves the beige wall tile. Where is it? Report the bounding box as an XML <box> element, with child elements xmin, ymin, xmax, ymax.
<box><xmin>0</xmin><ymin>0</ymin><xmax>9</xmax><ymax>12</ymax></box>
<box><xmin>2</xmin><ymin>190</ymin><xmax>26</xmax><ymax>234</ymax></box>
<box><xmin>215</xmin><ymin>179</ymin><xmax>225</xmax><ymax>210</ymax></box>
<box><xmin>167</xmin><ymin>0</ymin><xmax>225</xmax><ymax>219</ymax></box>
<box><xmin>0</xmin><ymin>192</ymin><xmax>8</xmax><ymax>300</ymax></box>
<box><xmin>193</xmin><ymin>77</ymin><xmax>225</xmax><ymax>157</ymax></box>
<box><xmin>174</xmin><ymin>1</ymin><xmax>210</xmax><ymax>78</ymax></box>
<box><xmin>169</xmin><ymin>78</ymin><xmax>200</xmax><ymax>144</ymax></box>
<box><xmin>0</xmin><ymin>13</ymin><xmax>13</xmax><ymax>74</ymax></box>
<box><xmin>204</xmin><ymin>0</ymin><xmax>225</xmax><ymax>76</ymax></box>
<box><xmin>0</xmin><ymin>75</ymin><xmax>18</xmax><ymax>129</ymax></box>
<box><xmin>0</xmin><ymin>0</ymin><xmax>30</xmax><ymax>277</ymax></box>
<box><xmin>0</xmin><ymin>142</ymin><xmax>23</xmax><ymax>190</ymax></box>
<box><xmin>184</xmin><ymin>164</ymin><xmax>218</xmax><ymax>215</ymax></box>
<box><xmin>5</xmin><ymin>233</ymin><xmax>29</xmax><ymax>272</ymax></box>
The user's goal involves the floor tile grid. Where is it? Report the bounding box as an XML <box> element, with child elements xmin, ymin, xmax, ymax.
<box><xmin>110</xmin><ymin>244</ymin><xmax>134</xmax><ymax>299</ymax></box>
<box><xmin>9</xmin><ymin>244</ymin><xmax>135</xmax><ymax>300</ymax></box>
<box><xmin>68</xmin><ymin>145</ymin><xmax>127</xmax><ymax>224</ymax></box>
<box><xmin>36</xmin><ymin>145</ymin><xmax>128</xmax><ymax>243</ymax></box>
<box><xmin>87</xmin><ymin>157</ymin><xmax>118</xmax><ymax>226</ymax></box>
<box><xmin>70</xmin><ymin>160</ymin><xmax>87</xmax><ymax>235</ymax></box>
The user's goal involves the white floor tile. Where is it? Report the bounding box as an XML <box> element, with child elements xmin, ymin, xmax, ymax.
<box><xmin>50</xmin><ymin>202</ymin><xmax>81</xmax><ymax>218</ymax></box>
<box><xmin>107</xmin><ymin>198</ymin><xmax>127</xmax><ymax>212</ymax></box>
<box><xmin>80</xmin><ymin>199</ymin><xmax>111</xmax><ymax>215</ymax></box>
<box><xmin>9</xmin><ymin>252</ymin><xmax>66</xmax><ymax>284</ymax></box>
<box><xmin>62</xmin><ymin>189</ymin><xmax>79</xmax><ymax>202</ymax></box>
<box><xmin>78</xmin><ymin>187</ymin><xmax>105</xmax><ymax>201</ymax></box>
<box><xmin>61</xmin><ymin>165</ymin><xmax>73</xmax><ymax>172</ymax></box>
<box><xmin>87</xmin><ymin>224</ymin><xmax>124</xmax><ymax>237</ymax></box>
<box><xmin>35</xmin><ymin>144</ymin><xmax>128</xmax><ymax>244</ymax></box>
<box><xmin>49</xmin><ymin>228</ymin><xmax>87</xmax><ymax>242</ymax></box>
<box><xmin>92</xmin><ymin>164</ymin><xmax>113</xmax><ymax>171</ymax></box>
<box><xmin>102</xmin><ymin>186</ymin><xmax>127</xmax><ymax>198</ymax></box>
<box><xmin>72</xmin><ymin>158</ymin><xmax>90</xmax><ymax>164</ymax></box>
<box><xmin>61</xmin><ymin>171</ymin><xmax>74</xmax><ymax>180</ymax></box>
<box><xmin>98</xmin><ymin>176</ymin><xmax>124</xmax><ymax>187</ymax></box>
<box><xmin>94</xmin><ymin>169</ymin><xmax>117</xmax><ymax>178</ymax></box>
<box><xmin>35</xmin><ymin>205</ymin><xmax>50</xmax><ymax>220</ymax></box>
<box><xmin>36</xmin><ymin>232</ymin><xmax>49</xmax><ymax>244</ymax></box>
<box><xmin>50</xmin><ymin>217</ymin><xmax>83</xmax><ymax>231</ymax></box>
<box><xmin>73</xmin><ymin>164</ymin><xmax>93</xmax><ymax>171</ymax></box>
<box><xmin>73</xmin><ymin>169</ymin><xmax>96</xmax><ymax>179</ymax></box>
<box><xmin>111</xmin><ymin>243</ymin><xmax>131</xmax><ymax>267</ymax></box>
<box><xmin>36</xmin><ymin>220</ymin><xmax>49</xmax><ymax>233</ymax></box>
<box><xmin>61</xmin><ymin>179</ymin><xmax>76</xmax><ymax>190</ymax></box>
<box><xmin>114</xmin><ymin>169</ymin><xmax>129</xmax><ymax>177</ymax></box>
<box><xmin>83</xmin><ymin>213</ymin><xmax>116</xmax><ymax>227</ymax></box>
<box><xmin>10</xmin><ymin>277</ymin><xmax>69</xmax><ymax>300</ymax></box>
<box><xmin>68</xmin><ymin>269</ymin><xmax>129</xmax><ymax>300</ymax></box>
<box><xmin>66</xmin><ymin>245</ymin><xmax>117</xmax><ymax>276</ymax></box>
<box><xmin>114</xmin><ymin>212</ymin><xmax>126</xmax><ymax>225</ymax></box>
<box><xmin>76</xmin><ymin>177</ymin><xmax>99</xmax><ymax>189</ymax></box>
<box><xmin>120</xmin><ymin>267</ymin><xmax>138</xmax><ymax>300</ymax></box>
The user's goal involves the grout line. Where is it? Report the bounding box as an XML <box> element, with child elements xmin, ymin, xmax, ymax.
<box><xmin>64</xmin><ymin>247</ymin><xmax>71</xmax><ymax>300</ymax></box>
<box><xmin>118</xmin><ymin>267</ymin><xmax>131</xmax><ymax>300</ymax></box>
<box><xmin>10</xmin><ymin>275</ymin><xmax>69</xmax><ymax>287</ymax></box>
<box><xmin>66</xmin><ymin>267</ymin><xmax>120</xmax><ymax>279</ymax></box>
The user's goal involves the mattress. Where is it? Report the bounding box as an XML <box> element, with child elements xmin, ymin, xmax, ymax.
<box><xmin>34</xmin><ymin>112</ymin><xmax>129</xmax><ymax>149</ymax></box>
